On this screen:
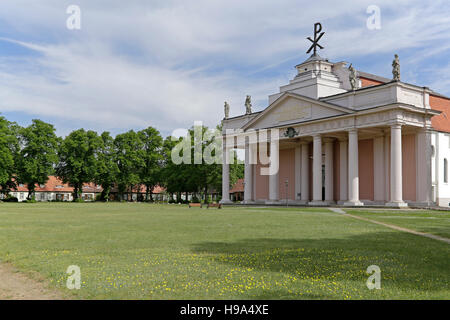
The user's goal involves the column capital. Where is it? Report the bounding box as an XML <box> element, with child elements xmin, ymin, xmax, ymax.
<box><xmin>347</xmin><ymin>128</ymin><xmax>358</xmax><ymax>134</ymax></box>
<box><xmin>299</xmin><ymin>140</ymin><xmax>310</xmax><ymax>145</ymax></box>
<box><xmin>417</xmin><ymin>126</ymin><xmax>433</xmax><ymax>134</ymax></box>
<box><xmin>391</xmin><ymin>123</ymin><xmax>403</xmax><ymax>129</ymax></box>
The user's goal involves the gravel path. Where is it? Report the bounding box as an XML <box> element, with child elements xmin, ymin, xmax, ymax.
<box><xmin>0</xmin><ymin>263</ymin><xmax>64</xmax><ymax>300</ymax></box>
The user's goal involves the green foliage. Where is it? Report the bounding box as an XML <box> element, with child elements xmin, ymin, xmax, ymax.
<box><xmin>114</xmin><ymin>130</ymin><xmax>144</xmax><ymax>198</ymax></box>
<box><xmin>138</xmin><ymin>127</ymin><xmax>163</xmax><ymax>201</ymax></box>
<box><xmin>3</xmin><ymin>196</ymin><xmax>18</xmax><ymax>202</ymax></box>
<box><xmin>0</xmin><ymin>114</ymin><xmax>233</xmax><ymax>202</ymax></box>
<box><xmin>0</xmin><ymin>117</ymin><xmax>19</xmax><ymax>192</ymax></box>
<box><xmin>16</xmin><ymin>120</ymin><xmax>59</xmax><ymax>199</ymax></box>
<box><xmin>95</xmin><ymin>132</ymin><xmax>119</xmax><ymax>201</ymax></box>
<box><xmin>56</xmin><ymin>129</ymin><xmax>102</xmax><ymax>200</ymax></box>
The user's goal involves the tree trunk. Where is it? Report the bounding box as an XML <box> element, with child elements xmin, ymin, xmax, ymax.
<box><xmin>27</xmin><ymin>183</ymin><xmax>35</xmax><ymax>200</ymax></box>
<box><xmin>145</xmin><ymin>185</ymin><xmax>150</xmax><ymax>201</ymax></box>
<box><xmin>73</xmin><ymin>184</ymin><xmax>79</xmax><ymax>201</ymax></box>
<box><xmin>101</xmin><ymin>185</ymin><xmax>111</xmax><ymax>202</ymax></box>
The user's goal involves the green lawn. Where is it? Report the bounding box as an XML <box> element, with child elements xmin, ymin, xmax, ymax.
<box><xmin>0</xmin><ymin>203</ymin><xmax>448</xmax><ymax>299</ymax></box>
<box><xmin>346</xmin><ymin>209</ymin><xmax>450</xmax><ymax>239</ymax></box>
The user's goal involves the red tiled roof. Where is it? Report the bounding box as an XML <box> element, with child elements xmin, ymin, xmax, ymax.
<box><xmin>14</xmin><ymin>176</ymin><xmax>73</xmax><ymax>192</ymax></box>
<box><xmin>430</xmin><ymin>94</ymin><xmax>450</xmax><ymax>133</ymax></box>
<box><xmin>11</xmin><ymin>176</ymin><xmax>166</xmax><ymax>194</ymax></box>
<box><xmin>229</xmin><ymin>178</ymin><xmax>244</xmax><ymax>193</ymax></box>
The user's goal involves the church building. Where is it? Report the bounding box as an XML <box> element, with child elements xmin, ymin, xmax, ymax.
<box><xmin>220</xmin><ymin>26</ymin><xmax>450</xmax><ymax>207</ymax></box>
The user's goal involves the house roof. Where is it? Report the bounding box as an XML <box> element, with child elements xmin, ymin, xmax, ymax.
<box><xmin>11</xmin><ymin>176</ymin><xmax>166</xmax><ymax>194</ymax></box>
<box><xmin>229</xmin><ymin>178</ymin><xmax>244</xmax><ymax>193</ymax></box>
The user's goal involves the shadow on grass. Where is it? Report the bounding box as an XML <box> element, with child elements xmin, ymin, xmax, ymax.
<box><xmin>191</xmin><ymin>231</ymin><xmax>450</xmax><ymax>295</ymax></box>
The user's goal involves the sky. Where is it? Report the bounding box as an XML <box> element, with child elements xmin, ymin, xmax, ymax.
<box><xmin>0</xmin><ymin>0</ymin><xmax>449</xmax><ymax>137</ymax></box>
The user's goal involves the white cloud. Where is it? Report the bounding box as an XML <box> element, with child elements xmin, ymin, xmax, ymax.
<box><xmin>0</xmin><ymin>0</ymin><xmax>449</xmax><ymax>135</ymax></box>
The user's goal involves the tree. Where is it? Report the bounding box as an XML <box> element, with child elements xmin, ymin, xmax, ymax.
<box><xmin>230</xmin><ymin>151</ymin><xmax>244</xmax><ymax>188</ymax></box>
<box><xmin>114</xmin><ymin>130</ymin><xmax>144</xmax><ymax>201</ymax></box>
<box><xmin>95</xmin><ymin>132</ymin><xmax>119</xmax><ymax>201</ymax></box>
<box><xmin>0</xmin><ymin>117</ymin><xmax>19</xmax><ymax>195</ymax></box>
<box><xmin>138</xmin><ymin>127</ymin><xmax>163</xmax><ymax>201</ymax></box>
<box><xmin>160</xmin><ymin>136</ymin><xmax>189</xmax><ymax>201</ymax></box>
<box><xmin>17</xmin><ymin>119</ymin><xmax>59</xmax><ymax>200</ymax></box>
<box><xmin>56</xmin><ymin>129</ymin><xmax>102</xmax><ymax>201</ymax></box>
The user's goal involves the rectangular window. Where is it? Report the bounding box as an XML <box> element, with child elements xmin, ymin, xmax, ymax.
<box><xmin>444</xmin><ymin>159</ymin><xmax>448</xmax><ymax>183</ymax></box>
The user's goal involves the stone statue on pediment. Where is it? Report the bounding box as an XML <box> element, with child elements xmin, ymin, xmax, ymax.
<box><xmin>224</xmin><ymin>101</ymin><xmax>230</xmax><ymax>119</ymax></box>
<box><xmin>245</xmin><ymin>95</ymin><xmax>252</xmax><ymax>115</ymax></box>
<box><xmin>348</xmin><ymin>63</ymin><xmax>357</xmax><ymax>91</ymax></box>
<box><xmin>392</xmin><ymin>54</ymin><xmax>400</xmax><ymax>81</ymax></box>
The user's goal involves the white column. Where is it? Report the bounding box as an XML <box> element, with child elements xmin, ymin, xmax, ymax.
<box><xmin>295</xmin><ymin>146</ymin><xmax>301</xmax><ymax>200</ymax></box>
<box><xmin>220</xmin><ymin>137</ymin><xmax>232</xmax><ymax>204</ymax></box>
<box><xmin>324</xmin><ymin>138</ymin><xmax>334</xmax><ymax>202</ymax></box>
<box><xmin>300</xmin><ymin>141</ymin><xmax>310</xmax><ymax>202</ymax></box>
<box><xmin>344</xmin><ymin>129</ymin><xmax>363</xmax><ymax>206</ymax></box>
<box><xmin>243</xmin><ymin>139</ymin><xmax>253</xmax><ymax>203</ymax></box>
<box><xmin>384</xmin><ymin>132</ymin><xmax>390</xmax><ymax>202</ymax></box>
<box><xmin>339</xmin><ymin>139</ymin><xmax>348</xmax><ymax>203</ymax></box>
<box><xmin>373</xmin><ymin>135</ymin><xmax>385</xmax><ymax>202</ymax></box>
<box><xmin>416</xmin><ymin>128</ymin><xmax>432</xmax><ymax>204</ymax></box>
<box><xmin>387</xmin><ymin>123</ymin><xmax>407</xmax><ymax>207</ymax></box>
<box><xmin>310</xmin><ymin>134</ymin><xmax>324</xmax><ymax>204</ymax></box>
<box><xmin>268</xmin><ymin>136</ymin><xmax>279</xmax><ymax>202</ymax></box>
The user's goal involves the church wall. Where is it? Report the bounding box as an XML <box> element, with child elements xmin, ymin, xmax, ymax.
<box><xmin>432</xmin><ymin>132</ymin><xmax>450</xmax><ymax>207</ymax></box>
<box><xmin>358</xmin><ymin>139</ymin><xmax>374</xmax><ymax>201</ymax></box>
<box><xmin>278</xmin><ymin>148</ymin><xmax>296</xmax><ymax>200</ymax></box>
<box><xmin>402</xmin><ymin>134</ymin><xmax>417</xmax><ymax>202</ymax></box>
<box><xmin>255</xmin><ymin>152</ymin><xmax>269</xmax><ymax>200</ymax></box>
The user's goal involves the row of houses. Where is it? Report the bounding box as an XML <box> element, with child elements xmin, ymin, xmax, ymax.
<box><xmin>1</xmin><ymin>175</ymin><xmax>244</xmax><ymax>203</ymax></box>
<box><xmin>3</xmin><ymin>176</ymin><xmax>168</xmax><ymax>202</ymax></box>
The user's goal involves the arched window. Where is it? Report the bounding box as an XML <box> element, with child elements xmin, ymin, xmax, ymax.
<box><xmin>444</xmin><ymin>159</ymin><xmax>448</xmax><ymax>183</ymax></box>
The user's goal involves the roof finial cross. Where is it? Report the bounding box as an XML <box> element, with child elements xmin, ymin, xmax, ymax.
<box><xmin>306</xmin><ymin>22</ymin><xmax>325</xmax><ymax>56</ymax></box>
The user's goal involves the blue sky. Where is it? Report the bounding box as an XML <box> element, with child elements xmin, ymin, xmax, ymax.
<box><xmin>0</xmin><ymin>0</ymin><xmax>449</xmax><ymax>137</ymax></box>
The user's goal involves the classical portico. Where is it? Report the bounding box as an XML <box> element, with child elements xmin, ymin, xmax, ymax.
<box><xmin>221</xmin><ymin>50</ymin><xmax>439</xmax><ymax>207</ymax></box>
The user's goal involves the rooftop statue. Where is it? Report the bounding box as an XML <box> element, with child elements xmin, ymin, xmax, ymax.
<box><xmin>392</xmin><ymin>54</ymin><xmax>400</xmax><ymax>81</ymax></box>
<box><xmin>224</xmin><ymin>101</ymin><xmax>230</xmax><ymax>119</ymax></box>
<box><xmin>245</xmin><ymin>95</ymin><xmax>252</xmax><ymax>115</ymax></box>
<box><xmin>348</xmin><ymin>63</ymin><xmax>358</xmax><ymax>91</ymax></box>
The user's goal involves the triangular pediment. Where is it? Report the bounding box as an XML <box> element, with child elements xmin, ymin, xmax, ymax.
<box><xmin>242</xmin><ymin>92</ymin><xmax>353</xmax><ymax>130</ymax></box>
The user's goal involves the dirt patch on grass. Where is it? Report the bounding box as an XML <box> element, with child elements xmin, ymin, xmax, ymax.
<box><xmin>0</xmin><ymin>263</ymin><xmax>65</xmax><ymax>300</ymax></box>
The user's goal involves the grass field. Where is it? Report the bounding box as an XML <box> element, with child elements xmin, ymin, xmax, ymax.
<box><xmin>0</xmin><ymin>203</ymin><xmax>449</xmax><ymax>299</ymax></box>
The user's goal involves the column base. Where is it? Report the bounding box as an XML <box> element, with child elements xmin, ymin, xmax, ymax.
<box><xmin>385</xmin><ymin>201</ymin><xmax>408</xmax><ymax>208</ymax></box>
<box><xmin>343</xmin><ymin>200</ymin><xmax>364</xmax><ymax>206</ymax></box>
<box><xmin>219</xmin><ymin>199</ymin><xmax>233</xmax><ymax>204</ymax></box>
<box><xmin>265</xmin><ymin>200</ymin><xmax>281</xmax><ymax>205</ymax></box>
<box><xmin>410</xmin><ymin>201</ymin><xmax>436</xmax><ymax>207</ymax></box>
<box><xmin>308</xmin><ymin>201</ymin><xmax>328</xmax><ymax>206</ymax></box>
<box><xmin>242</xmin><ymin>200</ymin><xmax>255</xmax><ymax>204</ymax></box>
